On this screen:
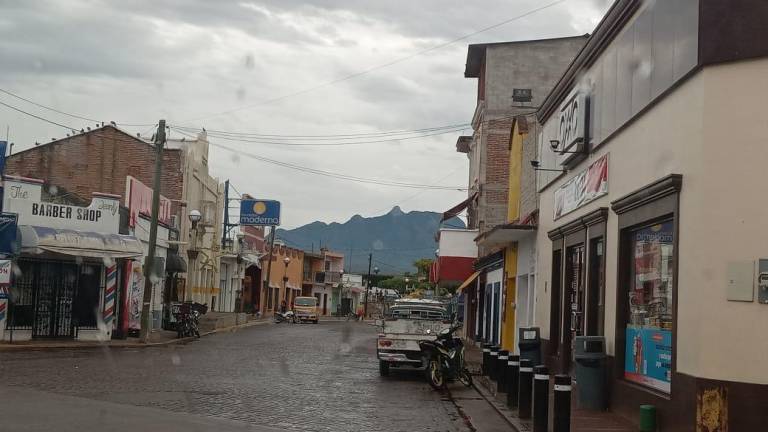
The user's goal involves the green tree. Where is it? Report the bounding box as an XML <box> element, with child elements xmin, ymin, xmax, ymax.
<box><xmin>413</xmin><ymin>258</ymin><xmax>434</xmax><ymax>278</ymax></box>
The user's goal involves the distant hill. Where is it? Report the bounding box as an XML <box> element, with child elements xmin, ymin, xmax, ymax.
<box><xmin>275</xmin><ymin>207</ymin><xmax>466</xmax><ymax>274</ymax></box>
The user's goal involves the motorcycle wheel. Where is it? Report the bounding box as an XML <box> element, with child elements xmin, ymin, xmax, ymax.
<box><xmin>426</xmin><ymin>356</ymin><xmax>445</xmax><ymax>390</ymax></box>
<box><xmin>458</xmin><ymin>368</ymin><xmax>473</xmax><ymax>387</ymax></box>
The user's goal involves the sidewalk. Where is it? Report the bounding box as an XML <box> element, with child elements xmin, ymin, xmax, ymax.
<box><xmin>464</xmin><ymin>343</ymin><xmax>634</xmax><ymax>432</ymax></box>
<box><xmin>0</xmin><ymin>318</ymin><xmax>271</xmax><ymax>351</ymax></box>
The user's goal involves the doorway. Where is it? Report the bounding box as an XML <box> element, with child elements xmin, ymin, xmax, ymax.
<box><xmin>565</xmin><ymin>243</ymin><xmax>585</xmax><ymax>372</ymax></box>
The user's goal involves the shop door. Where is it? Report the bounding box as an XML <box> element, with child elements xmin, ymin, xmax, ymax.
<box><xmin>341</xmin><ymin>298</ymin><xmax>352</xmax><ymax>315</ymax></box>
<box><xmin>491</xmin><ymin>282</ymin><xmax>501</xmax><ymax>345</ymax></box>
<box><xmin>32</xmin><ymin>262</ymin><xmax>79</xmax><ymax>339</ymax></box>
<box><xmin>565</xmin><ymin>244</ymin><xmax>585</xmax><ymax>372</ymax></box>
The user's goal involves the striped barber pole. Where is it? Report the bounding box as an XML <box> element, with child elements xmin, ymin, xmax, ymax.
<box><xmin>0</xmin><ymin>300</ymin><xmax>7</xmax><ymax>322</ymax></box>
<box><xmin>103</xmin><ymin>265</ymin><xmax>117</xmax><ymax>324</ymax></box>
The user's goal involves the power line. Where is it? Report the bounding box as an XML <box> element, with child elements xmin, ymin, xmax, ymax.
<box><xmin>179</xmin><ymin>0</ymin><xmax>569</xmax><ymax>123</ymax></box>
<box><xmin>0</xmin><ymin>100</ymin><xmax>79</xmax><ymax>130</ymax></box>
<box><xmin>0</xmin><ymin>87</ymin><xmax>155</xmax><ymax>127</ymax></box>
<box><xmin>172</xmin><ymin>129</ymin><xmax>467</xmax><ymax>190</ymax></box>
<box><xmin>171</xmin><ymin>122</ymin><xmax>469</xmax><ymax>140</ymax></box>
<box><xmin>170</xmin><ymin>125</ymin><xmax>466</xmax><ymax>146</ymax></box>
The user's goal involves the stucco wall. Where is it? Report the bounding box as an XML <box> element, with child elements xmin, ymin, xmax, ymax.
<box><xmin>536</xmin><ymin>57</ymin><xmax>768</xmax><ymax>384</ymax></box>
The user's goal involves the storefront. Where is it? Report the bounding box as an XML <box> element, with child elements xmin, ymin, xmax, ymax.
<box><xmin>2</xmin><ymin>176</ymin><xmax>142</xmax><ymax>341</ymax></box>
<box><xmin>534</xmin><ymin>0</ymin><xmax>768</xmax><ymax>429</ymax></box>
<box><xmin>473</xmin><ymin>251</ymin><xmax>503</xmax><ymax>346</ymax></box>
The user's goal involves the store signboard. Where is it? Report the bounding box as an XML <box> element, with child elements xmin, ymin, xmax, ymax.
<box><xmin>554</xmin><ymin>154</ymin><xmax>608</xmax><ymax>219</ymax></box>
<box><xmin>240</xmin><ymin>199</ymin><xmax>281</xmax><ymax>226</ymax></box>
<box><xmin>557</xmin><ymin>89</ymin><xmax>587</xmax><ymax>166</ymax></box>
<box><xmin>624</xmin><ymin>327</ymin><xmax>672</xmax><ymax>393</ymax></box>
<box><xmin>3</xmin><ymin>178</ymin><xmax>120</xmax><ymax>234</ymax></box>
<box><xmin>0</xmin><ymin>260</ymin><xmax>12</xmax><ymax>286</ymax></box>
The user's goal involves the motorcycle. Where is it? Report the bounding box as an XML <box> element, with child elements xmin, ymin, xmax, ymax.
<box><xmin>274</xmin><ymin>310</ymin><xmax>297</xmax><ymax>324</ymax></box>
<box><xmin>418</xmin><ymin>323</ymin><xmax>473</xmax><ymax>390</ymax></box>
<box><xmin>174</xmin><ymin>305</ymin><xmax>202</xmax><ymax>338</ymax></box>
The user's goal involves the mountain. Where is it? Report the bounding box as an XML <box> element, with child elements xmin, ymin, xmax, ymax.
<box><xmin>275</xmin><ymin>207</ymin><xmax>466</xmax><ymax>274</ymax></box>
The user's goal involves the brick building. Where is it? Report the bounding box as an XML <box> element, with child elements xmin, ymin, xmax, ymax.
<box><xmin>6</xmin><ymin>125</ymin><xmax>184</xmax><ymax>214</ymax></box>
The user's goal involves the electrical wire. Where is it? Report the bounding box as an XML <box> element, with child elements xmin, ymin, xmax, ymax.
<box><xmin>170</xmin><ymin>122</ymin><xmax>469</xmax><ymax>140</ymax></box>
<box><xmin>173</xmin><ymin>129</ymin><xmax>467</xmax><ymax>190</ymax></box>
<box><xmin>0</xmin><ymin>100</ymin><xmax>79</xmax><ymax>130</ymax></box>
<box><xmin>170</xmin><ymin>125</ymin><xmax>465</xmax><ymax>146</ymax></box>
<box><xmin>178</xmin><ymin>0</ymin><xmax>569</xmax><ymax>123</ymax></box>
<box><xmin>0</xmin><ymin>87</ymin><xmax>155</xmax><ymax>127</ymax></box>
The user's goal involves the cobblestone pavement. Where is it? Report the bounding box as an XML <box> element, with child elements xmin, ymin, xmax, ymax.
<box><xmin>0</xmin><ymin>322</ymin><xmax>472</xmax><ymax>432</ymax></box>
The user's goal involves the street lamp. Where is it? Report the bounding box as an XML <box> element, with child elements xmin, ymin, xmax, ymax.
<box><xmin>186</xmin><ymin>209</ymin><xmax>202</xmax><ymax>302</ymax></box>
<box><xmin>283</xmin><ymin>256</ymin><xmax>291</xmax><ymax>306</ymax></box>
<box><xmin>405</xmin><ymin>277</ymin><xmax>410</xmax><ymax>293</ymax></box>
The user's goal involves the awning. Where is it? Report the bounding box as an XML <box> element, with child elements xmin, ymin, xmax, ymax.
<box><xmin>441</xmin><ymin>193</ymin><xmax>477</xmax><ymax>222</ymax></box>
<box><xmin>165</xmin><ymin>252</ymin><xmax>187</xmax><ymax>273</ymax></box>
<box><xmin>474</xmin><ymin>223</ymin><xmax>536</xmax><ymax>248</ymax></box>
<box><xmin>19</xmin><ymin>225</ymin><xmax>143</xmax><ymax>259</ymax></box>
<box><xmin>241</xmin><ymin>253</ymin><xmax>262</xmax><ymax>269</ymax></box>
<box><xmin>456</xmin><ymin>270</ymin><xmax>481</xmax><ymax>294</ymax></box>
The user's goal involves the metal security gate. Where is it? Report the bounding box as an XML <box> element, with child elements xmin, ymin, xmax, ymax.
<box><xmin>32</xmin><ymin>261</ymin><xmax>79</xmax><ymax>339</ymax></box>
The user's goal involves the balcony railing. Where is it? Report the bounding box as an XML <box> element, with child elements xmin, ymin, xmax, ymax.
<box><xmin>313</xmin><ymin>271</ymin><xmax>341</xmax><ymax>284</ymax></box>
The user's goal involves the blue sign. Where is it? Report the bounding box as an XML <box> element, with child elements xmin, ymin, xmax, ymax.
<box><xmin>624</xmin><ymin>327</ymin><xmax>672</xmax><ymax>393</ymax></box>
<box><xmin>239</xmin><ymin>199</ymin><xmax>281</xmax><ymax>226</ymax></box>
<box><xmin>0</xmin><ymin>213</ymin><xmax>18</xmax><ymax>256</ymax></box>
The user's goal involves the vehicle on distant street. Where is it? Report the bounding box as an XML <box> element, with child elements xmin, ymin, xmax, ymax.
<box><xmin>274</xmin><ymin>310</ymin><xmax>297</xmax><ymax>324</ymax></box>
<box><xmin>375</xmin><ymin>299</ymin><xmax>451</xmax><ymax>377</ymax></box>
<box><xmin>293</xmin><ymin>296</ymin><xmax>319</xmax><ymax>324</ymax></box>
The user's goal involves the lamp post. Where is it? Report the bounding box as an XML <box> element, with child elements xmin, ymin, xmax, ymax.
<box><xmin>405</xmin><ymin>277</ymin><xmax>410</xmax><ymax>294</ymax></box>
<box><xmin>282</xmin><ymin>256</ymin><xmax>290</xmax><ymax>308</ymax></box>
<box><xmin>187</xmin><ymin>209</ymin><xmax>202</xmax><ymax>302</ymax></box>
<box><xmin>373</xmin><ymin>267</ymin><xmax>379</xmax><ymax>301</ymax></box>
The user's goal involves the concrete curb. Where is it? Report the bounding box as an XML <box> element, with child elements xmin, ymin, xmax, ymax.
<box><xmin>0</xmin><ymin>320</ymin><xmax>272</xmax><ymax>352</ymax></box>
<box><xmin>471</xmin><ymin>374</ymin><xmax>531</xmax><ymax>432</ymax></box>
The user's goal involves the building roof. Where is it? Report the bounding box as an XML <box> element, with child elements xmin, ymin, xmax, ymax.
<box><xmin>10</xmin><ymin>124</ymin><xmax>160</xmax><ymax>157</ymax></box>
<box><xmin>464</xmin><ymin>34</ymin><xmax>590</xmax><ymax>78</ymax></box>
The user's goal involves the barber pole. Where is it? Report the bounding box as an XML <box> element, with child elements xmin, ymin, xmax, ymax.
<box><xmin>0</xmin><ymin>299</ymin><xmax>6</xmax><ymax>322</ymax></box>
<box><xmin>103</xmin><ymin>265</ymin><xmax>117</xmax><ymax>325</ymax></box>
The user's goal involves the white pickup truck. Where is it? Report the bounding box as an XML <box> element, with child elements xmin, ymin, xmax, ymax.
<box><xmin>376</xmin><ymin>299</ymin><xmax>452</xmax><ymax>376</ymax></box>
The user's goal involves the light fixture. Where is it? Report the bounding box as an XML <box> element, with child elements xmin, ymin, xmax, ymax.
<box><xmin>283</xmin><ymin>256</ymin><xmax>291</xmax><ymax>265</ymax></box>
<box><xmin>530</xmin><ymin>160</ymin><xmax>566</xmax><ymax>173</ymax></box>
<box><xmin>549</xmin><ymin>138</ymin><xmax>584</xmax><ymax>154</ymax></box>
<box><xmin>374</xmin><ymin>267</ymin><xmax>379</xmax><ymax>275</ymax></box>
<box><xmin>188</xmin><ymin>209</ymin><xmax>202</xmax><ymax>229</ymax></box>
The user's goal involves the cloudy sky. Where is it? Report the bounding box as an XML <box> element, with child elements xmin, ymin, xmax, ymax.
<box><xmin>0</xmin><ymin>0</ymin><xmax>609</xmax><ymax>229</ymax></box>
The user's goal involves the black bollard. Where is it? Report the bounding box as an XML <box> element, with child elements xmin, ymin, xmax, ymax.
<box><xmin>517</xmin><ymin>358</ymin><xmax>534</xmax><ymax>419</ymax></box>
<box><xmin>489</xmin><ymin>345</ymin><xmax>500</xmax><ymax>381</ymax></box>
<box><xmin>553</xmin><ymin>374</ymin><xmax>572</xmax><ymax>432</ymax></box>
<box><xmin>533</xmin><ymin>365</ymin><xmax>550</xmax><ymax>432</ymax></box>
<box><xmin>506</xmin><ymin>355</ymin><xmax>520</xmax><ymax>408</ymax></box>
<box><xmin>497</xmin><ymin>350</ymin><xmax>510</xmax><ymax>392</ymax></box>
<box><xmin>482</xmin><ymin>344</ymin><xmax>491</xmax><ymax>376</ymax></box>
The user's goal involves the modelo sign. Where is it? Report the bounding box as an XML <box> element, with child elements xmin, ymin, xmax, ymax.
<box><xmin>557</xmin><ymin>88</ymin><xmax>587</xmax><ymax>166</ymax></box>
<box><xmin>240</xmin><ymin>199</ymin><xmax>281</xmax><ymax>226</ymax></box>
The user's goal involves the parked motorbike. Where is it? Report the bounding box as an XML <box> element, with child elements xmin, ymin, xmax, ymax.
<box><xmin>274</xmin><ymin>310</ymin><xmax>297</xmax><ymax>324</ymax></box>
<box><xmin>174</xmin><ymin>304</ymin><xmax>202</xmax><ymax>338</ymax></box>
<box><xmin>418</xmin><ymin>324</ymin><xmax>472</xmax><ymax>390</ymax></box>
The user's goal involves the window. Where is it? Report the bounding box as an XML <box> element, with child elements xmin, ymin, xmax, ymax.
<box><xmin>623</xmin><ymin>220</ymin><xmax>674</xmax><ymax>393</ymax></box>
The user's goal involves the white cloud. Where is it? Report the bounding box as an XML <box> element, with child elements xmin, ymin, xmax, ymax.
<box><xmin>0</xmin><ymin>0</ymin><xmax>610</xmax><ymax>229</ymax></box>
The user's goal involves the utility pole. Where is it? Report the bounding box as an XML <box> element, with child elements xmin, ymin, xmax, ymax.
<box><xmin>221</xmin><ymin>179</ymin><xmax>229</xmax><ymax>249</ymax></box>
<box><xmin>140</xmin><ymin>120</ymin><xmax>165</xmax><ymax>343</ymax></box>
<box><xmin>262</xmin><ymin>226</ymin><xmax>276</xmax><ymax>314</ymax></box>
<box><xmin>364</xmin><ymin>252</ymin><xmax>372</xmax><ymax>318</ymax></box>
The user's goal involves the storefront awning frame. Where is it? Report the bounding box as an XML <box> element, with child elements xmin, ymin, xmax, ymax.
<box><xmin>19</xmin><ymin>225</ymin><xmax>143</xmax><ymax>259</ymax></box>
<box><xmin>456</xmin><ymin>270</ymin><xmax>481</xmax><ymax>294</ymax></box>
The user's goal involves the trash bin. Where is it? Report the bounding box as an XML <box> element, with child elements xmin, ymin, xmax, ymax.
<box><xmin>518</xmin><ymin>327</ymin><xmax>541</xmax><ymax>365</ymax></box>
<box><xmin>574</xmin><ymin>335</ymin><xmax>606</xmax><ymax>410</ymax></box>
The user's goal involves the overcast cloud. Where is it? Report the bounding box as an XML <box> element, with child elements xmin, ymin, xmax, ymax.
<box><xmin>0</xmin><ymin>0</ymin><xmax>609</xmax><ymax>228</ymax></box>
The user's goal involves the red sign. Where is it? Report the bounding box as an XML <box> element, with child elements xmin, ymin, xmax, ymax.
<box><xmin>554</xmin><ymin>154</ymin><xmax>608</xmax><ymax>219</ymax></box>
<box><xmin>126</xmin><ymin>176</ymin><xmax>172</xmax><ymax>227</ymax></box>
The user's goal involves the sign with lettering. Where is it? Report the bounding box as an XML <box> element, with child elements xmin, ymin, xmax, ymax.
<box><xmin>554</xmin><ymin>154</ymin><xmax>608</xmax><ymax>219</ymax></box>
<box><xmin>557</xmin><ymin>89</ymin><xmax>587</xmax><ymax>166</ymax></box>
<box><xmin>2</xmin><ymin>178</ymin><xmax>120</xmax><ymax>234</ymax></box>
<box><xmin>240</xmin><ymin>199</ymin><xmax>281</xmax><ymax>226</ymax></box>
<box><xmin>512</xmin><ymin>88</ymin><xmax>532</xmax><ymax>103</ymax></box>
<box><xmin>0</xmin><ymin>260</ymin><xmax>10</xmax><ymax>285</ymax></box>
<box><xmin>126</xmin><ymin>176</ymin><xmax>172</xmax><ymax>227</ymax></box>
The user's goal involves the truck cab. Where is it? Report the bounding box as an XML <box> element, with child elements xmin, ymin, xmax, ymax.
<box><xmin>376</xmin><ymin>299</ymin><xmax>451</xmax><ymax>376</ymax></box>
<box><xmin>293</xmin><ymin>296</ymin><xmax>319</xmax><ymax>324</ymax></box>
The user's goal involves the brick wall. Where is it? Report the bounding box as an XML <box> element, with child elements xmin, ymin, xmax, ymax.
<box><xmin>6</xmin><ymin>126</ymin><xmax>183</xmax><ymax>210</ymax></box>
<box><xmin>519</xmin><ymin>122</ymin><xmax>539</xmax><ymax>220</ymax></box>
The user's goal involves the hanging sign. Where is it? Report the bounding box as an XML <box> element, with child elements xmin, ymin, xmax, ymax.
<box><xmin>240</xmin><ymin>199</ymin><xmax>281</xmax><ymax>226</ymax></box>
<box><xmin>554</xmin><ymin>154</ymin><xmax>608</xmax><ymax>219</ymax></box>
<box><xmin>556</xmin><ymin>90</ymin><xmax>587</xmax><ymax>166</ymax></box>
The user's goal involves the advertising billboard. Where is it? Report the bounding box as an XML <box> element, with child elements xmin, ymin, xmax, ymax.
<box><xmin>240</xmin><ymin>199</ymin><xmax>281</xmax><ymax>226</ymax></box>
